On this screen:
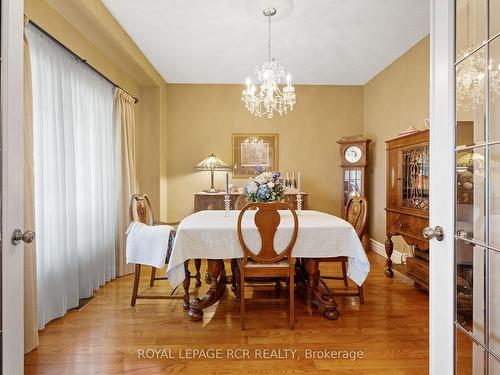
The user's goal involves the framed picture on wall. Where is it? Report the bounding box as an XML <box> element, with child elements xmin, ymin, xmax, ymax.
<box><xmin>232</xmin><ymin>133</ymin><xmax>279</xmax><ymax>178</ymax></box>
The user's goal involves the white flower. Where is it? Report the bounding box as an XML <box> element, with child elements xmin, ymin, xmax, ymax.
<box><xmin>255</xmin><ymin>172</ymin><xmax>272</xmax><ymax>184</ymax></box>
<box><xmin>267</xmin><ymin>182</ymin><xmax>274</xmax><ymax>188</ymax></box>
<box><xmin>245</xmin><ymin>180</ymin><xmax>258</xmax><ymax>194</ymax></box>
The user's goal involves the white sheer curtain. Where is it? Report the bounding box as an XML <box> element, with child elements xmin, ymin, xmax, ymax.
<box><xmin>26</xmin><ymin>25</ymin><xmax>120</xmax><ymax>329</ymax></box>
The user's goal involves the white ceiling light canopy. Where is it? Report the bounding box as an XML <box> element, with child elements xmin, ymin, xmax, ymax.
<box><xmin>245</xmin><ymin>0</ymin><xmax>293</xmax><ymax>21</ymax></box>
<box><xmin>242</xmin><ymin>6</ymin><xmax>296</xmax><ymax>118</ymax></box>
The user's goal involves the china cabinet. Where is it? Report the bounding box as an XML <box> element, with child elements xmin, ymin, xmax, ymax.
<box><xmin>385</xmin><ymin>130</ymin><xmax>429</xmax><ymax>288</ymax></box>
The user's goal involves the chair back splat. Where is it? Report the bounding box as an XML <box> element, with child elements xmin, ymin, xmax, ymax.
<box><xmin>237</xmin><ymin>202</ymin><xmax>298</xmax><ymax>265</ymax></box>
<box><xmin>345</xmin><ymin>196</ymin><xmax>368</xmax><ymax>239</ymax></box>
<box><xmin>129</xmin><ymin>194</ymin><xmax>154</xmax><ymax>226</ymax></box>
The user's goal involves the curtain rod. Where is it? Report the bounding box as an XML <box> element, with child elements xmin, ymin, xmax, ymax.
<box><xmin>28</xmin><ymin>20</ymin><xmax>139</xmax><ymax>104</ymax></box>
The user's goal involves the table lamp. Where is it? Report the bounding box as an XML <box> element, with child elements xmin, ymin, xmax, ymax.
<box><xmin>194</xmin><ymin>154</ymin><xmax>231</xmax><ymax>193</ymax></box>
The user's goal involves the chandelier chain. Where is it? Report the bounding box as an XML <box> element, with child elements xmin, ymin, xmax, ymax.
<box><xmin>268</xmin><ymin>14</ymin><xmax>271</xmax><ymax>61</ymax></box>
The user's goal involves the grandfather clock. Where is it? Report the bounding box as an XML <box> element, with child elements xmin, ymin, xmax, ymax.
<box><xmin>337</xmin><ymin>136</ymin><xmax>372</xmax><ymax>252</ymax></box>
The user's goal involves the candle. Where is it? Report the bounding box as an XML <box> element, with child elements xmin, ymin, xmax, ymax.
<box><xmin>225</xmin><ymin>172</ymin><xmax>229</xmax><ymax>194</ymax></box>
<box><xmin>297</xmin><ymin>172</ymin><xmax>301</xmax><ymax>194</ymax></box>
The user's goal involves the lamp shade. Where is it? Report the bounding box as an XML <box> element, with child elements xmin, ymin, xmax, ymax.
<box><xmin>194</xmin><ymin>154</ymin><xmax>231</xmax><ymax>171</ymax></box>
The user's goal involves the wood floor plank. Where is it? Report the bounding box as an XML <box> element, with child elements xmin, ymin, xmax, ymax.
<box><xmin>25</xmin><ymin>252</ymin><xmax>429</xmax><ymax>374</ymax></box>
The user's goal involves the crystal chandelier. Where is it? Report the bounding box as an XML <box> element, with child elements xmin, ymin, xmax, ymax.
<box><xmin>242</xmin><ymin>7</ymin><xmax>296</xmax><ymax>118</ymax></box>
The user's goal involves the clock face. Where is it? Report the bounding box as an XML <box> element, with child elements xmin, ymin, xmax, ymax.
<box><xmin>344</xmin><ymin>145</ymin><xmax>362</xmax><ymax>163</ymax></box>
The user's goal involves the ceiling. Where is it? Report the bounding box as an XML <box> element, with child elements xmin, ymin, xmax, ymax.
<box><xmin>101</xmin><ymin>0</ymin><xmax>429</xmax><ymax>85</ymax></box>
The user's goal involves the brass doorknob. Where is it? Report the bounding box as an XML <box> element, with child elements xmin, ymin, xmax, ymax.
<box><xmin>423</xmin><ymin>226</ymin><xmax>444</xmax><ymax>241</ymax></box>
<box><xmin>11</xmin><ymin>229</ymin><xmax>36</xmax><ymax>246</ymax></box>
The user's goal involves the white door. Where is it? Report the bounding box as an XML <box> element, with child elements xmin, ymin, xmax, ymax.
<box><xmin>430</xmin><ymin>0</ymin><xmax>500</xmax><ymax>374</ymax></box>
<box><xmin>1</xmin><ymin>0</ymin><xmax>25</xmax><ymax>373</ymax></box>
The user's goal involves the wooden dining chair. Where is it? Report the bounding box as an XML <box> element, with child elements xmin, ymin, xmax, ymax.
<box><xmin>129</xmin><ymin>194</ymin><xmax>197</xmax><ymax>307</ymax></box>
<box><xmin>318</xmin><ymin>196</ymin><xmax>368</xmax><ymax>304</ymax></box>
<box><xmin>237</xmin><ymin>202</ymin><xmax>299</xmax><ymax>330</ymax></box>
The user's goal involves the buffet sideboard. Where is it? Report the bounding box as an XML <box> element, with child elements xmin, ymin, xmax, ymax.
<box><xmin>194</xmin><ymin>192</ymin><xmax>308</xmax><ymax>212</ymax></box>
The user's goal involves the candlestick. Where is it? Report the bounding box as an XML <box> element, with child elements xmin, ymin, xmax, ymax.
<box><xmin>225</xmin><ymin>172</ymin><xmax>229</xmax><ymax>194</ymax></box>
<box><xmin>224</xmin><ymin>194</ymin><xmax>231</xmax><ymax>217</ymax></box>
<box><xmin>296</xmin><ymin>193</ymin><xmax>303</xmax><ymax>215</ymax></box>
<box><xmin>297</xmin><ymin>172</ymin><xmax>301</xmax><ymax>194</ymax></box>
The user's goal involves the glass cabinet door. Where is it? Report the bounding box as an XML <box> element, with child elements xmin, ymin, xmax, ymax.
<box><xmin>401</xmin><ymin>145</ymin><xmax>430</xmax><ymax>210</ymax></box>
<box><xmin>343</xmin><ymin>169</ymin><xmax>361</xmax><ymax>208</ymax></box>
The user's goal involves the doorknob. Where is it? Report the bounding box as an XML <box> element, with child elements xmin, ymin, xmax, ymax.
<box><xmin>11</xmin><ymin>229</ymin><xmax>36</xmax><ymax>246</ymax></box>
<box><xmin>423</xmin><ymin>226</ymin><xmax>444</xmax><ymax>241</ymax></box>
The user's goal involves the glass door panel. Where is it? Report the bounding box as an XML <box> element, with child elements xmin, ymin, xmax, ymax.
<box><xmin>456</xmin><ymin>47</ymin><xmax>487</xmax><ymax>147</ymax></box>
<box><xmin>489</xmin><ymin>38</ymin><xmax>500</xmax><ymax>143</ymax></box>
<box><xmin>456</xmin><ymin>240</ymin><xmax>486</xmax><ymax>344</ymax></box>
<box><xmin>455</xmin><ymin>1</ymin><xmax>499</xmax><ymax>373</ymax></box>
<box><xmin>456</xmin><ymin>327</ymin><xmax>486</xmax><ymax>375</ymax></box>
<box><xmin>490</xmin><ymin>145</ymin><xmax>500</xmax><ymax>249</ymax></box>
<box><xmin>490</xmin><ymin>0</ymin><xmax>500</xmax><ymax>38</ymax></box>
<box><xmin>489</xmin><ymin>249</ymin><xmax>500</xmax><ymax>358</ymax></box>
<box><xmin>456</xmin><ymin>147</ymin><xmax>486</xmax><ymax>243</ymax></box>
<box><xmin>456</xmin><ymin>0</ymin><xmax>487</xmax><ymax>61</ymax></box>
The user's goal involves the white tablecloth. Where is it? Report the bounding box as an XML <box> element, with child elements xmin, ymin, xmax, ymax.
<box><xmin>166</xmin><ymin>210</ymin><xmax>370</xmax><ymax>287</ymax></box>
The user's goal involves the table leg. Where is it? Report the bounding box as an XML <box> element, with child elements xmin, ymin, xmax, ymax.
<box><xmin>304</xmin><ymin>259</ymin><xmax>339</xmax><ymax>320</ymax></box>
<box><xmin>182</xmin><ymin>260</ymin><xmax>191</xmax><ymax>310</ymax></box>
<box><xmin>385</xmin><ymin>234</ymin><xmax>394</xmax><ymax>278</ymax></box>
<box><xmin>230</xmin><ymin>259</ymin><xmax>240</xmax><ymax>300</ymax></box>
<box><xmin>188</xmin><ymin>260</ymin><xmax>226</xmax><ymax>322</ymax></box>
<box><xmin>194</xmin><ymin>259</ymin><xmax>202</xmax><ymax>287</ymax></box>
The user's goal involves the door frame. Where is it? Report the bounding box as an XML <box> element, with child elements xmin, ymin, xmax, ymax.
<box><xmin>429</xmin><ymin>0</ymin><xmax>455</xmax><ymax>374</ymax></box>
<box><xmin>1</xmin><ymin>0</ymin><xmax>25</xmax><ymax>373</ymax></box>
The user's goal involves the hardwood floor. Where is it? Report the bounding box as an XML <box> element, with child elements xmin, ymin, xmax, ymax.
<box><xmin>24</xmin><ymin>252</ymin><xmax>429</xmax><ymax>374</ymax></box>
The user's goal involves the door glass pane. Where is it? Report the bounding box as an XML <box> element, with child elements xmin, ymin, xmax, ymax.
<box><xmin>491</xmin><ymin>145</ymin><xmax>500</xmax><ymax>249</ymax></box>
<box><xmin>456</xmin><ymin>327</ymin><xmax>486</xmax><ymax>375</ymax></box>
<box><xmin>489</xmin><ymin>37</ymin><xmax>500</xmax><ymax>143</ymax></box>
<box><xmin>456</xmin><ymin>0</ymin><xmax>487</xmax><ymax>61</ymax></box>
<box><xmin>489</xmin><ymin>354</ymin><xmax>500</xmax><ymax>375</ymax></box>
<box><xmin>456</xmin><ymin>239</ymin><xmax>486</xmax><ymax>344</ymax></box>
<box><xmin>456</xmin><ymin>48</ymin><xmax>487</xmax><ymax>147</ymax></box>
<box><xmin>456</xmin><ymin>147</ymin><xmax>486</xmax><ymax>243</ymax></box>
<box><xmin>489</xmin><ymin>249</ymin><xmax>500</xmax><ymax>358</ymax></box>
<box><xmin>491</xmin><ymin>0</ymin><xmax>500</xmax><ymax>37</ymax></box>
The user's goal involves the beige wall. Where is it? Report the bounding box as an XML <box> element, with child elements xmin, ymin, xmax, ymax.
<box><xmin>167</xmin><ymin>84</ymin><xmax>363</xmax><ymax>222</ymax></box>
<box><xmin>363</xmin><ymin>35</ymin><xmax>430</xmax><ymax>253</ymax></box>
<box><xmin>26</xmin><ymin>1</ymin><xmax>430</xmax><ymax>249</ymax></box>
<box><xmin>25</xmin><ymin>0</ymin><xmax>170</xmax><ymax>220</ymax></box>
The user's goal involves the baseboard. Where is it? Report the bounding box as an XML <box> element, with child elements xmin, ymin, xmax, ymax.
<box><xmin>370</xmin><ymin>239</ymin><xmax>403</xmax><ymax>264</ymax></box>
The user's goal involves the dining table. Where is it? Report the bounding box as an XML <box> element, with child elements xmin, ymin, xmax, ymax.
<box><xmin>166</xmin><ymin>209</ymin><xmax>370</xmax><ymax>321</ymax></box>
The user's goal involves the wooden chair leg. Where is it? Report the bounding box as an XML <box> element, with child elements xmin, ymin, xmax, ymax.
<box><xmin>131</xmin><ymin>264</ymin><xmax>141</xmax><ymax>307</ymax></box>
<box><xmin>358</xmin><ymin>285</ymin><xmax>365</xmax><ymax>304</ymax></box>
<box><xmin>149</xmin><ymin>267</ymin><xmax>157</xmax><ymax>287</ymax></box>
<box><xmin>289</xmin><ymin>273</ymin><xmax>294</xmax><ymax>330</ymax></box>
<box><xmin>341</xmin><ymin>261</ymin><xmax>348</xmax><ymax>287</ymax></box>
<box><xmin>240</xmin><ymin>270</ymin><xmax>245</xmax><ymax>330</ymax></box>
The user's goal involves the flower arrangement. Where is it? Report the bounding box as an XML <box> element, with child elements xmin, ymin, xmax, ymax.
<box><xmin>244</xmin><ymin>168</ymin><xmax>285</xmax><ymax>203</ymax></box>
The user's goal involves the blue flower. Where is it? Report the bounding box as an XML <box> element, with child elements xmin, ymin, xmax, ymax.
<box><xmin>273</xmin><ymin>171</ymin><xmax>281</xmax><ymax>180</ymax></box>
<box><xmin>256</xmin><ymin>184</ymin><xmax>271</xmax><ymax>201</ymax></box>
<box><xmin>255</xmin><ymin>166</ymin><xmax>264</xmax><ymax>173</ymax></box>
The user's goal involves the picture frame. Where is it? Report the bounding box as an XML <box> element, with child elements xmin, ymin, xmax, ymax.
<box><xmin>232</xmin><ymin>133</ymin><xmax>279</xmax><ymax>178</ymax></box>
